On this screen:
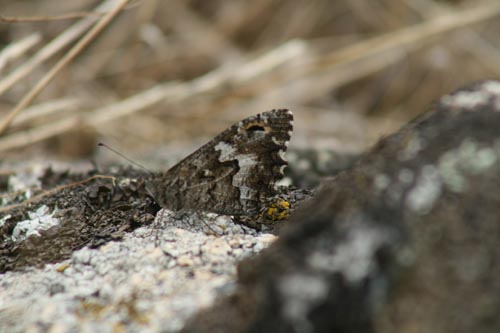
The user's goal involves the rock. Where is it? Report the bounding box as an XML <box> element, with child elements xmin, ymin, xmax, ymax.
<box><xmin>0</xmin><ymin>216</ymin><xmax>277</xmax><ymax>333</ymax></box>
<box><xmin>284</xmin><ymin>149</ymin><xmax>359</xmax><ymax>188</ymax></box>
<box><xmin>182</xmin><ymin>80</ymin><xmax>500</xmax><ymax>333</ymax></box>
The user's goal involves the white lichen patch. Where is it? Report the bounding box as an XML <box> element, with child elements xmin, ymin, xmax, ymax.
<box><xmin>438</xmin><ymin>151</ymin><xmax>468</xmax><ymax>193</ymax></box>
<box><xmin>11</xmin><ymin>205</ymin><xmax>60</xmax><ymax>242</ymax></box>
<box><xmin>398</xmin><ymin>168</ymin><xmax>414</xmax><ymax>185</ymax></box>
<box><xmin>441</xmin><ymin>86</ymin><xmax>491</xmax><ymax>110</ymax></box>
<box><xmin>482</xmin><ymin>80</ymin><xmax>500</xmax><ymax>96</ymax></box>
<box><xmin>8</xmin><ymin>167</ymin><xmax>44</xmax><ymax>199</ymax></box>
<box><xmin>0</xmin><ymin>214</ymin><xmax>12</xmax><ymax>228</ymax></box>
<box><xmin>307</xmin><ymin>224</ymin><xmax>391</xmax><ymax>284</ymax></box>
<box><xmin>316</xmin><ymin>151</ymin><xmax>333</xmax><ymax>172</ymax></box>
<box><xmin>296</xmin><ymin>157</ymin><xmax>312</xmax><ymax>171</ymax></box>
<box><xmin>484</xmin><ymin>80</ymin><xmax>500</xmax><ymax>111</ymax></box>
<box><xmin>373</xmin><ymin>174</ymin><xmax>391</xmax><ymax>192</ymax></box>
<box><xmin>439</xmin><ymin>138</ymin><xmax>498</xmax><ymax>193</ymax></box>
<box><xmin>470</xmin><ymin>148</ymin><xmax>497</xmax><ymax>173</ymax></box>
<box><xmin>406</xmin><ymin>165</ymin><xmax>442</xmax><ymax>214</ymax></box>
<box><xmin>279</xmin><ymin>273</ymin><xmax>328</xmax><ymax>332</ymax></box>
<box><xmin>398</xmin><ymin>134</ymin><xmax>424</xmax><ymax>161</ymax></box>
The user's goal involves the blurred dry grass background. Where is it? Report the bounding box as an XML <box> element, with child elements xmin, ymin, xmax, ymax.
<box><xmin>0</xmin><ymin>0</ymin><xmax>499</xmax><ymax>163</ymax></box>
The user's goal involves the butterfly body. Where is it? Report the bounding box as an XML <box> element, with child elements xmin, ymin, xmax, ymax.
<box><xmin>145</xmin><ymin>109</ymin><xmax>293</xmax><ymax>215</ymax></box>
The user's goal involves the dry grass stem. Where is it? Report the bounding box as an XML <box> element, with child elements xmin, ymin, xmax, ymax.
<box><xmin>1</xmin><ymin>0</ymin><xmax>499</xmax><ymax>153</ymax></box>
<box><xmin>0</xmin><ymin>12</ymin><xmax>103</xmax><ymax>23</ymax></box>
<box><xmin>407</xmin><ymin>0</ymin><xmax>500</xmax><ymax>74</ymax></box>
<box><xmin>168</xmin><ymin>1</ymin><xmax>243</xmax><ymax>63</ymax></box>
<box><xmin>316</xmin><ymin>0</ymin><xmax>500</xmax><ymax>71</ymax></box>
<box><xmin>0</xmin><ymin>0</ymin><xmax>499</xmax><ymax>157</ymax></box>
<box><xmin>0</xmin><ymin>0</ymin><xmax>120</xmax><ymax>97</ymax></box>
<box><xmin>0</xmin><ymin>0</ymin><xmax>130</xmax><ymax>136</ymax></box>
<box><xmin>238</xmin><ymin>0</ymin><xmax>500</xmax><ymax>113</ymax></box>
<box><xmin>0</xmin><ymin>1</ymin><xmax>139</xmax><ymax>23</ymax></box>
<box><xmin>0</xmin><ymin>33</ymin><xmax>42</xmax><ymax>73</ymax></box>
<box><xmin>11</xmin><ymin>98</ymin><xmax>83</xmax><ymax>127</ymax></box>
<box><xmin>0</xmin><ymin>39</ymin><xmax>307</xmax><ymax>152</ymax></box>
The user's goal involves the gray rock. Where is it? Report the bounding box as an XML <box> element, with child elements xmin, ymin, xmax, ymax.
<box><xmin>182</xmin><ymin>80</ymin><xmax>500</xmax><ymax>333</ymax></box>
<box><xmin>0</xmin><ymin>211</ymin><xmax>277</xmax><ymax>333</ymax></box>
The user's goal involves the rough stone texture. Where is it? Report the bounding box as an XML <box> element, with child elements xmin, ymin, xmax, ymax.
<box><xmin>284</xmin><ymin>149</ymin><xmax>359</xmax><ymax>188</ymax></box>
<box><xmin>0</xmin><ymin>211</ymin><xmax>276</xmax><ymax>333</ymax></box>
<box><xmin>0</xmin><ymin>167</ymin><xmax>159</xmax><ymax>273</ymax></box>
<box><xmin>182</xmin><ymin>80</ymin><xmax>500</xmax><ymax>333</ymax></box>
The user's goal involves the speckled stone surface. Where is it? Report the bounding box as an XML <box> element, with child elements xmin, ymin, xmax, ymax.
<box><xmin>0</xmin><ymin>210</ymin><xmax>276</xmax><ymax>333</ymax></box>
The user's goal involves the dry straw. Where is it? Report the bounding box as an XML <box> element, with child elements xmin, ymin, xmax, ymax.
<box><xmin>0</xmin><ymin>0</ymin><xmax>499</xmax><ymax>153</ymax></box>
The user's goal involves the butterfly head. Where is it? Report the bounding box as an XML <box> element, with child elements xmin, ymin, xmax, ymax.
<box><xmin>144</xmin><ymin>176</ymin><xmax>170</xmax><ymax>209</ymax></box>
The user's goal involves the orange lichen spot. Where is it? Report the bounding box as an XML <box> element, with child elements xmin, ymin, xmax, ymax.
<box><xmin>56</xmin><ymin>263</ymin><xmax>70</xmax><ymax>272</ymax></box>
<box><xmin>265</xmin><ymin>198</ymin><xmax>291</xmax><ymax>221</ymax></box>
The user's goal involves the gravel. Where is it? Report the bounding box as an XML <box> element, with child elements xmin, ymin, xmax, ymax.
<box><xmin>0</xmin><ymin>209</ymin><xmax>277</xmax><ymax>333</ymax></box>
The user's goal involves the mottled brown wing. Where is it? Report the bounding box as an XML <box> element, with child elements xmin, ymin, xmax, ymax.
<box><xmin>145</xmin><ymin>109</ymin><xmax>293</xmax><ymax>215</ymax></box>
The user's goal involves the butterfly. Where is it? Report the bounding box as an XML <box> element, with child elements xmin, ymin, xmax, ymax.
<box><xmin>145</xmin><ymin>109</ymin><xmax>293</xmax><ymax>216</ymax></box>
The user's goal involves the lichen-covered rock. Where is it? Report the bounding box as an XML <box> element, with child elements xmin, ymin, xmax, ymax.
<box><xmin>284</xmin><ymin>149</ymin><xmax>359</xmax><ymax>188</ymax></box>
<box><xmin>182</xmin><ymin>80</ymin><xmax>500</xmax><ymax>333</ymax></box>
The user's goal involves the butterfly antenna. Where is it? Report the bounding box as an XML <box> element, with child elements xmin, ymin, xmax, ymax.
<box><xmin>98</xmin><ymin>142</ymin><xmax>153</xmax><ymax>174</ymax></box>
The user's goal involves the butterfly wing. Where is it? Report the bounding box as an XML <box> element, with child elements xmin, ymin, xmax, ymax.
<box><xmin>146</xmin><ymin>109</ymin><xmax>293</xmax><ymax>215</ymax></box>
